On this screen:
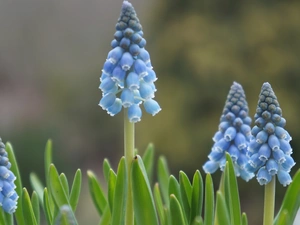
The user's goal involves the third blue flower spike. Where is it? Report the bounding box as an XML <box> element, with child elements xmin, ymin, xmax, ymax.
<box><xmin>99</xmin><ymin>1</ymin><xmax>161</xmax><ymax>122</ymax></box>
<box><xmin>203</xmin><ymin>82</ymin><xmax>254</xmax><ymax>181</ymax></box>
<box><xmin>246</xmin><ymin>82</ymin><xmax>295</xmax><ymax>186</ymax></box>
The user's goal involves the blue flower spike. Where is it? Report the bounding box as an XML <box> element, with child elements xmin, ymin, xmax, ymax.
<box><xmin>246</xmin><ymin>82</ymin><xmax>295</xmax><ymax>186</ymax></box>
<box><xmin>0</xmin><ymin>138</ymin><xmax>18</xmax><ymax>214</ymax></box>
<box><xmin>203</xmin><ymin>82</ymin><xmax>254</xmax><ymax>181</ymax></box>
<box><xmin>99</xmin><ymin>1</ymin><xmax>161</xmax><ymax>122</ymax></box>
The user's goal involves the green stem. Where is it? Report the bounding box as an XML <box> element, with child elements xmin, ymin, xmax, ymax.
<box><xmin>263</xmin><ymin>176</ymin><xmax>276</xmax><ymax>225</ymax></box>
<box><xmin>124</xmin><ymin>110</ymin><xmax>134</xmax><ymax>225</ymax></box>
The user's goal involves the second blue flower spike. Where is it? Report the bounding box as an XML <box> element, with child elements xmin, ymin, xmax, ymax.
<box><xmin>99</xmin><ymin>1</ymin><xmax>161</xmax><ymax>122</ymax></box>
<box><xmin>203</xmin><ymin>82</ymin><xmax>254</xmax><ymax>181</ymax></box>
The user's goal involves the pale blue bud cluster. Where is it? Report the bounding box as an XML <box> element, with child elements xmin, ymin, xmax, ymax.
<box><xmin>0</xmin><ymin>138</ymin><xmax>18</xmax><ymax>214</ymax></box>
<box><xmin>203</xmin><ymin>82</ymin><xmax>254</xmax><ymax>181</ymax></box>
<box><xmin>99</xmin><ymin>1</ymin><xmax>161</xmax><ymax>122</ymax></box>
<box><xmin>246</xmin><ymin>82</ymin><xmax>294</xmax><ymax>186</ymax></box>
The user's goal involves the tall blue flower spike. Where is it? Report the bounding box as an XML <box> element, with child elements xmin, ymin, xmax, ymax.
<box><xmin>203</xmin><ymin>82</ymin><xmax>254</xmax><ymax>181</ymax></box>
<box><xmin>246</xmin><ymin>82</ymin><xmax>295</xmax><ymax>186</ymax></box>
<box><xmin>99</xmin><ymin>1</ymin><xmax>161</xmax><ymax>122</ymax></box>
<box><xmin>0</xmin><ymin>138</ymin><xmax>18</xmax><ymax>213</ymax></box>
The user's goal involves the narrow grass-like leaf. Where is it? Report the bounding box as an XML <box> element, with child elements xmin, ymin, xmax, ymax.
<box><xmin>43</xmin><ymin>188</ymin><xmax>53</xmax><ymax>225</ymax></box>
<box><xmin>241</xmin><ymin>212</ymin><xmax>248</xmax><ymax>225</ymax></box>
<box><xmin>191</xmin><ymin>216</ymin><xmax>204</xmax><ymax>225</ymax></box>
<box><xmin>30</xmin><ymin>173</ymin><xmax>45</xmax><ymax>206</ymax></box>
<box><xmin>45</xmin><ymin>140</ymin><xmax>53</xmax><ymax>188</ymax></box>
<box><xmin>275</xmin><ymin>210</ymin><xmax>289</xmax><ymax>225</ymax></box>
<box><xmin>216</xmin><ymin>191</ymin><xmax>230</xmax><ymax>225</ymax></box>
<box><xmin>69</xmin><ymin>169</ymin><xmax>82</xmax><ymax>212</ymax></box>
<box><xmin>224</xmin><ymin>154</ymin><xmax>241</xmax><ymax>225</ymax></box>
<box><xmin>60</xmin><ymin>173</ymin><xmax>70</xmax><ymax>197</ymax></box>
<box><xmin>190</xmin><ymin>170</ymin><xmax>203</xmax><ymax>223</ymax></box>
<box><xmin>170</xmin><ymin>194</ymin><xmax>187</xmax><ymax>225</ymax></box>
<box><xmin>154</xmin><ymin>183</ymin><xmax>166</xmax><ymax>225</ymax></box>
<box><xmin>31</xmin><ymin>191</ymin><xmax>40</xmax><ymax>224</ymax></box>
<box><xmin>158</xmin><ymin>156</ymin><xmax>170</xmax><ymax>206</ymax></box>
<box><xmin>22</xmin><ymin>188</ymin><xmax>38</xmax><ymax>225</ymax></box>
<box><xmin>6</xmin><ymin>143</ymin><xmax>25</xmax><ymax>225</ymax></box>
<box><xmin>103</xmin><ymin>159</ymin><xmax>111</xmax><ymax>183</ymax></box>
<box><xmin>168</xmin><ymin>175</ymin><xmax>182</xmax><ymax>206</ymax></box>
<box><xmin>111</xmin><ymin>157</ymin><xmax>127</xmax><ymax>225</ymax></box>
<box><xmin>274</xmin><ymin>169</ymin><xmax>300</xmax><ymax>225</ymax></box>
<box><xmin>132</xmin><ymin>155</ymin><xmax>159</xmax><ymax>225</ymax></box>
<box><xmin>108</xmin><ymin>169</ymin><xmax>117</xmax><ymax>212</ymax></box>
<box><xmin>4</xmin><ymin>212</ymin><xmax>13</xmax><ymax>225</ymax></box>
<box><xmin>99</xmin><ymin>205</ymin><xmax>111</xmax><ymax>225</ymax></box>
<box><xmin>179</xmin><ymin>171</ymin><xmax>192</xmax><ymax>210</ymax></box>
<box><xmin>204</xmin><ymin>173</ymin><xmax>214</xmax><ymax>225</ymax></box>
<box><xmin>142</xmin><ymin>143</ymin><xmax>155</xmax><ymax>183</ymax></box>
<box><xmin>87</xmin><ymin>170</ymin><xmax>107</xmax><ymax>215</ymax></box>
<box><xmin>0</xmin><ymin>210</ymin><xmax>6</xmax><ymax>225</ymax></box>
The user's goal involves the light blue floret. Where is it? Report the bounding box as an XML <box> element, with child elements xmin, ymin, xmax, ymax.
<box><xmin>98</xmin><ymin>0</ymin><xmax>161</xmax><ymax>122</ymax></box>
<box><xmin>203</xmin><ymin>82</ymin><xmax>254</xmax><ymax>181</ymax></box>
<box><xmin>245</xmin><ymin>82</ymin><xmax>294</xmax><ymax>186</ymax></box>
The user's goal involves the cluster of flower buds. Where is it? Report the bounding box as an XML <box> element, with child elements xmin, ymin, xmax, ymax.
<box><xmin>99</xmin><ymin>1</ymin><xmax>161</xmax><ymax>122</ymax></box>
<box><xmin>0</xmin><ymin>138</ymin><xmax>18</xmax><ymax>213</ymax></box>
<box><xmin>246</xmin><ymin>82</ymin><xmax>294</xmax><ymax>186</ymax></box>
<box><xmin>203</xmin><ymin>82</ymin><xmax>254</xmax><ymax>181</ymax></box>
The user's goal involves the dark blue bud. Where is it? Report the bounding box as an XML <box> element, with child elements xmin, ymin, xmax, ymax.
<box><xmin>129</xmin><ymin>44</ymin><xmax>140</xmax><ymax>56</ymax></box>
<box><xmin>277</xmin><ymin>170</ymin><xmax>292</xmax><ymax>187</ymax></box>
<box><xmin>256</xmin><ymin>130</ymin><xmax>268</xmax><ymax>144</ymax></box>
<box><xmin>225</xmin><ymin>112</ymin><xmax>235</xmax><ymax>121</ymax></box>
<box><xmin>243</xmin><ymin>117</ymin><xmax>252</xmax><ymax>125</ymax></box>
<box><xmin>131</xmin><ymin>33</ymin><xmax>142</xmax><ymax>44</ymax></box>
<box><xmin>238</xmin><ymin>110</ymin><xmax>247</xmax><ymax>119</ymax></box>
<box><xmin>261</xmin><ymin>111</ymin><xmax>271</xmax><ymax>120</ymax></box>
<box><xmin>121</xmin><ymin>89</ymin><xmax>134</xmax><ymax>108</ymax></box>
<box><xmin>234</xmin><ymin>132</ymin><xmax>247</xmax><ymax>150</ymax></box>
<box><xmin>114</xmin><ymin>30</ymin><xmax>123</xmax><ymax>41</ymax></box>
<box><xmin>138</xmin><ymin>38</ymin><xmax>146</xmax><ymax>48</ymax></box>
<box><xmin>203</xmin><ymin>161</ymin><xmax>219</xmax><ymax>174</ymax></box>
<box><xmin>119</xmin><ymin>52</ymin><xmax>134</xmax><ymax>71</ymax></box>
<box><xmin>212</xmin><ymin>131</ymin><xmax>223</xmax><ymax>142</ymax></box>
<box><xmin>273</xmin><ymin>149</ymin><xmax>286</xmax><ymax>164</ymax></box>
<box><xmin>276</xmin><ymin>117</ymin><xmax>286</xmax><ymax>127</ymax></box>
<box><xmin>120</xmin><ymin>37</ymin><xmax>131</xmax><ymax>49</ymax></box>
<box><xmin>255</xmin><ymin>117</ymin><xmax>266</xmax><ymax>128</ymax></box>
<box><xmin>233</xmin><ymin>117</ymin><xmax>243</xmax><ymax>127</ymax></box>
<box><xmin>228</xmin><ymin>145</ymin><xmax>239</xmax><ymax>162</ymax></box>
<box><xmin>275</xmin><ymin>126</ymin><xmax>287</xmax><ymax>139</ymax></box>
<box><xmin>231</xmin><ymin>105</ymin><xmax>241</xmax><ymax>115</ymax></box>
<box><xmin>257</xmin><ymin>167</ymin><xmax>272</xmax><ymax>185</ymax></box>
<box><xmin>268</xmin><ymin>135</ymin><xmax>280</xmax><ymax>151</ymax></box>
<box><xmin>272</xmin><ymin>113</ymin><xmax>281</xmax><ymax>123</ymax></box>
<box><xmin>128</xmin><ymin>104</ymin><xmax>142</xmax><ymax>123</ymax></box>
<box><xmin>123</xmin><ymin>28</ymin><xmax>134</xmax><ymax>38</ymax></box>
<box><xmin>111</xmin><ymin>39</ymin><xmax>119</xmax><ymax>48</ymax></box>
<box><xmin>258</xmin><ymin>144</ymin><xmax>271</xmax><ymax>162</ymax></box>
<box><xmin>264</xmin><ymin>122</ymin><xmax>275</xmax><ymax>134</ymax></box>
<box><xmin>266</xmin><ymin>159</ymin><xmax>278</xmax><ymax>175</ymax></box>
<box><xmin>134</xmin><ymin>59</ymin><xmax>148</xmax><ymax>78</ymax></box>
<box><xmin>279</xmin><ymin>139</ymin><xmax>292</xmax><ymax>155</ymax></box>
<box><xmin>224</xmin><ymin>127</ymin><xmax>237</xmax><ymax>141</ymax></box>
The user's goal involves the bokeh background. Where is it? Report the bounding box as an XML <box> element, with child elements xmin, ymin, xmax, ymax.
<box><xmin>0</xmin><ymin>0</ymin><xmax>300</xmax><ymax>224</ymax></box>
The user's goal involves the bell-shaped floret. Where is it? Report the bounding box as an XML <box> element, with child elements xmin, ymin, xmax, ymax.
<box><xmin>203</xmin><ymin>161</ymin><xmax>219</xmax><ymax>174</ymax></box>
<box><xmin>224</xmin><ymin>127</ymin><xmax>237</xmax><ymax>142</ymax></box>
<box><xmin>121</xmin><ymin>89</ymin><xmax>134</xmax><ymax>108</ymax></box>
<box><xmin>107</xmin><ymin>46</ymin><xmax>124</xmax><ymax>64</ymax></box>
<box><xmin>275</xmin><ymin>126</ymin><xmax>287</xmax><ymax>139</ymax></box>
<box><xmin>266</xmin><ymin>159</ymin><xmax>278</xmax><ymax>175</ymax></box>
<box><xmin>208</xmin><ymin>151</ymin><xmax>224</xmax><ymax>162</ymax></box>
<box><xmin>212</xmin><ymin>131</ymin><xmax>223</xmax><ymax>142</ymax></box>
<box><xmin>281</xmin><ymin>155</ymin><xmax>295</xmax><ymax>172</ymax></box>
<box><xmin>2</xmin><ymin>197</ymin><xmax>17</xmax><ymax>214</ymax></box>
<box><xmin>234</xmin><ymin>132</ymin><xmax>247</xmax><ymax>150</ymax></box>
<box><xmin>258</xmin><ymin>144</ymin><xmax>271</xmax><ymax>162</ymax></box>
<box><xmin>143</xmin><ymin>68</ymin><xmax>157</xmax><ymax>83</ymax></box>
<box><xmin>218</xmin><ymin>122</ymin><xmax>230</xmax><ymax>132</ymax></box>
<box><xmin>213</xmin><ymin>138</ymin><xmax>230</xmax><ymax>153</ymax></box>
<box><xmin>241</xmin><ymin>124</ymin><xmax>251</xmax><ymax>137</ymax></box>
<box><xmin>256</xmin><ymin>167</ymin><xmax>272</xmax><ymax>185</ymax></box>
<box><xmin>249</xmin><ymin>153</ymin><xmax>264</xmax><ymax>169</ymax></box>
<box><xmin>102</xmin><ymin>60</ymin><xmax>116</xmax><ymax>75</ymax></box>
<box><xmin>126</xmin><ymin>72</ymin><xmax>140</xmax><ymax>90</ymax></box>
<box><xmin>139</xmin><ymin>81</ymin><xmax>155</xmax><ymax>99</ymax></box>
<box><xmin>134</xmin><ymin>59</ymin><xmax>148</xmax><ymax>78</ymax></box>
<box><xmin>119</xmin><ymin>52</ymin><xmax>134</xmax><ymax>71</ymax></box>
<box><xmin>256</xmin><ymin>130</ymin><xmax>268</xmax><ymax>144</ymax></box>
<box><xmin>268</xmin><ymin>135</ymin><xmax>280</xmax><ymax>151</ymax></box>
<box><xmin>228</xmin><ymin>145</ymin><xmax>240</xmax><ymax>162</ymax></box>
<box><xmin>133</xmin><ymin>90</ymin><xmax>142</xmax><ymax>105</ymax></box>
<box><xmin>138</xmin><ymin>38</ymin><xmax>146</xmax><ymax>48</ymax></box>
<box><xmin>273</xmin><ymin>149</ymin><xmax>286</xmax><ymax>164</ymax></box>
<box><xmin>100</xmin><ymin>77</ymin><xmax>117</xmax><ymax>93</ymax></box>
<box><xmin>279</xmin><ymin>139</ymin><xmax>292</xmax><ymax>155</ymax></box>
<box><xmin>139</xmin><ymin>48</ymin><xmax>150</xmax><ymax>64</ymax></box>
<box><xmin>264</xmin><ymin>122</ymin><xmax>275</xmax><ymax>134</ymax></box>
<box><xmin>143</xmin><ymin>99</ymin><xmax>161</xmax><ymax>116</ymax></box>
<box><xmin>128</xmin><ymin>104</ymin><xmax>142</xmax><ymax>123</ymax></box>
<box><xmin>99</xmin><ymin>93</ymin><xmax>116</xmax><ymax>110</ymax></box>
<box><xmin>277</xmin><ymin>169</ymin><xmax>292</xmax><ymax>187</ymax></box>
<box><xmin>120</xmin><ymin>37</ymin><xmax>131</xmax><ymax>49</ymax></box>
<box><xmin>107</xmin><ymin>98</ymin><xmax>122</xmax><ymax>116</ymax></box>
<box><xmin>129</xmin><ymin>44</ymin><xmax>140</xmax><ymax>56</ymax></box>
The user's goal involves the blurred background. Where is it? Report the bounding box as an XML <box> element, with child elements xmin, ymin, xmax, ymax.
<box><xmin>0</xmin><ymin>0</ymin><xmax>300</xmax><ymax>224</ymax></box>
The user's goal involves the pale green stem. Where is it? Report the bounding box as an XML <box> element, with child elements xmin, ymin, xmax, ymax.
<box><xmin>263</xmin><ymin>176</ymin><xmax>276</xmax><ymax>225</ymax></box>
<box><xmin>124</xmin><ymin>109</ymin><xmax>134</xmax><ymax>225</ymax></box>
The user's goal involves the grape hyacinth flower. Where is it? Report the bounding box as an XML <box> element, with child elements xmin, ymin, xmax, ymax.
<box><xmin>0</xmin><ymin>138</ymin><xmax>18</xmax><ymax>213</ymax></box>
<box><xmin>99</xmin><ymin>1</ymin><xmax>161</xmax><ymax>122</ymax></box>
<box><xmin>246</xmin><ymin>82</ymin><xmax>295</xmax><ymax>186</ymax></box>
<box><xmin>203</xmin><ymin>82</ymin><xmax>254</xmax><ymax>181</ymax></box>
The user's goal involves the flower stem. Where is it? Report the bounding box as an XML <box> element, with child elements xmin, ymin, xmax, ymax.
<box><xmin>124</xmin><ymin>109</ymin><xmax>134</xmax><ymax>225</ymax></box>
<box><xmin>263</xmin><ymin>176</ymin><xmax>276</xmax><ymax>225</ymax></box>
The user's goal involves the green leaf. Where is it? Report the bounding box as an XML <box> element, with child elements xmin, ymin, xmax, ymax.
<box><xmin>142</xmin><ymin>143</ymin><xmax>155</xmax><ymax>184</ymax></box>
<box><xmin>6</xmin><ymin>142</ymin><xmax>25</xmax><ymax>225</ymax></box>
<box><xmin>99</xmin><ymin>205</ymin><xmax>111</xmax><ymax>225</ymax></box>
<box><xmin>43</xmin><ymin>188</ymin><xmax>53</xmax><ymax>225</ymax></box>
<box><xmin>191</xmin><ymin>216</ymin><xmax>204</xmax><ymax>225</ymax></box>
<box><xmin>204</xmin><ymin>173</ymin><xmax>214</xmax><ymax>225</ymax></box>
<box><xmin>0</xmin><ymin>210</ymin><xmax>6</xmax><ymax>225</ymax></box>
<box><xmin>158</xmin><ymin>156</ymin><xmax>170</xmax><ymax>206</ymax></box>
<box><xmin>69</xmin><ymin>169</ymin><xmax>82</xmax><ymax>212</ymax></box>
<box><xmin>87</xmin><ymin>170</ymin><xmax>107</xmax><ymax>215</ymax></box>
<box><xmin>168</xmin><ymin>175</ymin><xmax>182</xmax><ymax>205</ymax></box>
<box><xmin>22</xmin><ymin>188</ymin><xmax>38</xmax><ymax>225</ymax></box>
<box><xmin>153</xmin><ymin>183</ymin><xmax>166</xmax><ymax>225</ymax></box>
<box><xmin>242</xmin><ymin>212</ymin><xmax>248</xmax><ymax>225</ymax></box>
<box><xmin>4</xmin><ymin>212</ymin><xmax>13</xmax><ymax>225</ymax></box>
<box><xmin>111</xmin><ymin>157</ymin><xmax>127</xmax><ymax>225</ymax></box>
<box><xmin>45</xmin><ymin>140</ymin><xmax>53</xmax><ymax>188</ymax></box>
<box><xmin>190</xmin><ymin>170</ymin><xmax>203</xmax><ymax>223</ymax></box>
<box><xmin>30</xmin><ymin>173</ymin><xmax>45</xmax><ymax>206</ymax></box>
<box><xmin>216</xmin><ymin>191</ymin><xmax>230</xmax><ymax>225</ymax></box>
<box><xmin>274</xmin><ymin>169</ymin><xmax>300</xmax><ymax>225</ymax></box>
<box><xmin>107</xmin><ymin>169</ymin><xmax>117</xmax><ymax>212</ymax></box>
<box><xmin>170</xmin><ymin>194</ymin><xmax>187</xmax><ymax>225</ymax></box>
<box><xmin>31</xmin><ymin>191</ymin><xmax>40</xmax><ymax>224</ymax></box>
<box><xmin>103</xmin><ymin>159</ymin><xmax>111</xmax><ymax>183</ymax></box>
<box><xmin>179</xmin><ymin>171</ymin><xmax>192</xmax><ymax>223</ymax></box>
<box><xmin>132</xmin><ymin>155</ymin><xmax>159</xmax><ymax>225</ymax></box>
<box><xmin>224</xmin><ymin>154</ymin><xmax>241</xmax><ymax>225</ymax></box>
<box><xmin>60</xmin><ymin>173</ymin><xmax>70</xmax><ymax>197</ymax></box>
<box><xmin>274</xmin><ymin>210</ymin><xmax>289</xmax><ymax>225</ymax></box>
